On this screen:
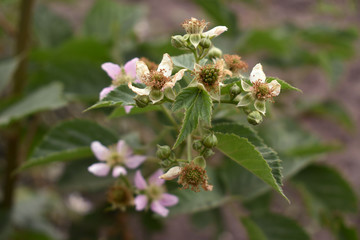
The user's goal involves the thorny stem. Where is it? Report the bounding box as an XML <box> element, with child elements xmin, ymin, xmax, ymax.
<box><xmin>1</xmin><ymin>0</ymin><xmax>35</xmax><ymax>210</ymax></box>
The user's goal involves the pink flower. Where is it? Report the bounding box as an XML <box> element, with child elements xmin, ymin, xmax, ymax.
<box><xmin>134</xmin><ymin>170</ymin><xmax>178</xmax><ymax>217</ymax></box>
<box><xmin>88</xmin><ymin>140</ymin><xmax>146</xmax><ymax>178</ymax></box>
<box><xmin>100</xmin><ymin>57</ymin><xmax>139</xmax><ymax>113</ymax></box>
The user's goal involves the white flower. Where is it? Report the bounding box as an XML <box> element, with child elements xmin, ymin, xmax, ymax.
<box><xmin>159</xmin><ymin>166</ymin><xmax>182</xmax><ymax>180</ymax></box>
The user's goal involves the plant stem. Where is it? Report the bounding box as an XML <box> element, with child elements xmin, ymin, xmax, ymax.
<box><xmin>187</xmin><ymin>135</ymin><xmax>192</xmax><ymax>162</ymax></box>
<box><xmin>160</xmin><ymin>104</ymin><xmax>179</xmax><ymax>129</ymax></box>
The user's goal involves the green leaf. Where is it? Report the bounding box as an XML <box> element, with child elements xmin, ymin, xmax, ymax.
<box><xmin>171</xmin><ymin>53</ymin><xmax>207</xmax><ymax>70</ymax></box>
<box><xmin>241</xmin><ymin>213</ymin><xmax>310</xmax><ymax>240</ymax></box>
<box><xmin>0</xmin><ymin>83</ymin><xmax>66</xmax><ymax>126</ymax></box>
<box><xmin>33</xmin><ymin>4</ymin><xmax>73</xmax><ymax>48</ymax></box>
<box><xmin>266</xmin><ymin>77</ymin><xmax>302</xmax><ymax>93</ymax></box>
<box><xmin>19</xmin><ymin>120</ymin><xmax>118</xmax><ymax>170</ymax></box>
<box><xmin>215</xmin><ymin>133</ymin><xmax>287</xmax><ymax>201</ymax></box>
<box><xmin>86</xmin><ymin>85</ymin><xmax>137</xmax><ymax>111</ymax></box>
<box><xmin>0</xmin><ymin>57</ymin><xmax>19</xmax><ymax>93</ymax></box>
<box><xmin>292</xmin><ymin>165</ymin><xmax>357</xmax><ymax>213</ymax></box>
<box><xmin>109</xmin><ymin>105</ymin><xmax>161</xmax><ymax>118</ymax></box>
<box><xmin>83</xmin><ymin>0</ymin><xmax>143</xmax><ymax>43</ymax></box>
<box><xmin>173</xmin><ymin>87</ymin><xmax>212</xmax><ymax>148</ymax></box>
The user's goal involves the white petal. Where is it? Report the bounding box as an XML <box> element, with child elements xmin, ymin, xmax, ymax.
<box><xmin>90</xmin><ymin>141</ymin><xmax>110</xmax><ymax>161</ymax></box>
<box><xmin>112</xmin><ymin>166</ymin><xmax>127</xmax><ymax>177</ymax></box>
<box><xmin>250</xmin><ymin>63</ymin><xmax>266</xmax><ymax>84</ymax></box>
<box><xmin>157</xmin><ymin>53</ymin><xmax>173</xmax><ymax>77</ymax></box>
<box><xmin>128</xmin><ymin>82</ymin><xmax>151</xmax><ymax>96</ymax></box>
<box><xmin>136</xmin><ymin>61</ymin><xmax>149</xmax><ymax>82</ymax></box>
<box><xmin>88</xmin><ymin>163</ymin><xmax>110</xmax><ymax>177</ymax></box>
<box><xmin>268</xmin><ymin>80</ymin><xmax>281</xmax><ymax>96</ymax></box>
<box><xmin>159</xmin><ymin>166</ymin><xmax>182</xmax><ymax>180</ymax></box>
<box><xmin>203</xmin><ymin>26</ymin><xmax>228</xmax><ymax>38</ymax></box>
<box><xmin>161</xmin><ymin>69</ymin><xmax>186</xmax><ymax>90</ymax></box>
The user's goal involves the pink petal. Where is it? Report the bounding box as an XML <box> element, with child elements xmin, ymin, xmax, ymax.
<box><xmin>125</xmin><ymin>155</ymin><xmax>146</xmax><ymax>169</ymax></box>
<box><xmin>101</xmin><ymin>62</ymin><xmax>121</xmax><ymax>80</ymax></box>
<box><xmin>116</xmin><ymin>140</ymin><xmax>127</xmax><ymax>154</ymax></box>
<box><xmin>88</xmin><ymin>163</ymin><xmax>110</xmax><ymax>177</ymax></box>
<box><xmin>91</xmin><ymin>141</ymin><xmax>110</xmax><ymax>161</ymax></box>
<box><xmin>99</xmin><ymin>86</ymin><xmax>115</xmax><ymax>100</ymax></box>
<box><xmin>134</xmin><ymin>170</ymin><xmax>147</xmax><ymax>190</ymax></box>
<box><xmin>159</xmin><ymin>193</ymin><xmax>179</xmax><ymax>207</ymax></box>
<box><xmin>124</xmin><ymin>57</ymin><xmax>139</xmax><ymax>79</ymax></box>
<box><xmin>148</xmin><ymin>169</ymin><xmax>165</xmax><ymax>186</ymax></box>
<box><xmin>112</xmin><ymin>166</ymin><xmax>127</xmax><ymax>177</ymax></box>
<box><xmin>134</xmin><ymin>194</ymin><xmax>148</xmax><ymax>211</ymax></box>
<box><xmin>150</xmin><ymin>201</ymin><xmax>169</xmax><ymax>217</ymax></box>
<box><xmin>124</xmin><ymin>105</ymin><xmax>133</xmax><ymax>114</ymax></box>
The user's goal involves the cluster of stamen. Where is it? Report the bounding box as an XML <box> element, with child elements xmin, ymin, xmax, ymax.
<box><xmin>182</xmin><ymin>18</ymin><xmax>208</xmax><ymax>34</ymax></box>
<box><xmin>252</xmin><ymin>81</ymin><xmax>274</xmax><ymax>102</ymax></box>
<box><xmin>198</xmin><ymin>65</ymin><xmax>220</xmax><ymax>92</ymax></box>
<box><xmin>106</xmin><ymin>146</ymin><xmax>124</xmax><ymax>167</ymax></box>
<box><xmin>146</xmin><ymin>184</ymin><xmax>164</xmax><ymax>201</ymax></box>
<box><xmin>143</xmin><ymin>70</ymin><xmax>170</xmax><ymax>90</ymax></box>
<box><xmin>177</xmin><ymin>162</ymin><xmax>212</xmax><ymax>192</ymax></box>
<box><xmin>223</xmin><ymin>54</ymin><xmax>248</xmax><ymax>73</ymax></box>
<box><xmin>107</xmin><ymin>185</ymin><xmax>134</xmax><ymax>210</ymax></box>
<box><xmin>140</xmin><ymin>57</ymin><xmax>158</xmax><ymax>71</ymax></box>
<box><xmin>112</xmin><ymin>69</ymin><xmax>134</xmax><ymax>86</ymax></box>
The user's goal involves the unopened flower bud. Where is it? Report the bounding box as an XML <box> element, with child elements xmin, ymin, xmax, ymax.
<box><xmin>156</xmin><ymin>145</ymin><xmax>171</xmax><ymax>159</ymax></box>
<box><xmin>247</xmin><ymin>111</ymin><xmax>263</xmax><ymax>125</ymax></box>
<box><xmin>199</xmin><ymin>38</ymin><xmax>212</xmax><ymax>48</ymax></box>
<box><xmin>202</xmin><ymin>133</ymin><xmax>218</xmax><ymax>148</ymax></box>
<box><xmin>229</xmin><ymin>84</ymin><xmax>241</xmax><ymax>99</ymax></box>
<box><xmin>134</xmin><ymin>95</ymin><xmax>149</xmax><ymax>108</ymax></box>
<box><xmin>192</xmin><ymin>140</ymin><xmax>203</xmax><ymax>151</ymax></box>
<box><xmin>149</xmin><ymin>89</ymin><xmax>164</xmax><ymax>104</ymax></box>
<box><xmin>159</xmin><ymin>166</ymin><xmax>182</xmax><ymax>180</ymax></box>
<box><xmin>207</xmin><ymin>47</ymin><xmax>222</xmax><ymax>59</ymax></box>
<box><xmin>171</xmin><ymin>35</ymin><xmax>186</xmax><ymax>49</ymax></box>
<box><xmin>202</xmin><ymin>148</ymin><xmax>215</xmax><ymax>158</ymax></box>
<box><xmin>193</xmin><ymin>156</ymin><xmax>206</xmax><ymax>168</ymax></box>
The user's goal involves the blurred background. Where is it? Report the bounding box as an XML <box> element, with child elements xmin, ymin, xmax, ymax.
<box><xmin>0</xmin><ymin>0</ymin><xmax>359</xmax><ymax>239</ymax></box>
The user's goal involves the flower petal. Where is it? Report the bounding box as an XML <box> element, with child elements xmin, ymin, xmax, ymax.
<box><xmin>134</xmin><ymin>194</ymin><xmax>148</xmax><ymax>211</ymax></box>
<box><xmin>124</xmin><ymin>105</ymin><xmax>134</xmax><ymax>114</ymax></box>
<box><xmin>150</xmin><ymin>201</ymin><xmax>169</xmax><ymax>217</ymax></box>
<box><xmin>159</xmin><ymin>166</ymin><xmax>182</xmax><ymax>180</ymax></box>
<box><xmin>268</xmin><ymin>80</ymin><xmax>281</xmax><ymax>97</ymax></box>
<box><xmin>203</xmin><ymin>26</ymin><xmax>228</xmax><ymax>38</ymax></box>
<box><xmin>128</xmin><ymin>82</ymin><xmax>151</xmax><ymax>96</ymax></box>
<box><xmin>99</xmin><ymin>86</ymin><xmax>115</xmax><ymax>100</ymax></box>
<box><xmin>124</xmin><ymin>57</ymin><xmax>139</xmax><ymax>79</ymax></box>
<box><xmin>112</xmin><ymin>166</ymin><xmax>127</xmax><ymax>177</ymax></box>
<box><xmin>91</xmin><ymin>141</ymin><xmax>110</xmax><ymax>161</ymax></box>
<box><xmin>101</xmin><ymin>62</ymin><xmax>121</xmax><ymax>80</ymax></box>
<box><xmin>157</xmin><ymin>53</ymin><xmax>173</xmax><ymax>77</ymax></box>
<box><xmin>159</xmin><ymin>193</ymin><xmax>179</xmax><ymax>207</ymax></box>
<box><xmin>254</xmin><ymin>99</ymin><xmax>266</xmax><ymax>115</ymax></box>
<box><xmin>125</xmin><ymin>155</ymin><xmax>146</xmax><ymax>169</ymax></box>
<box><xmin>250</xmin><ymin>63</ymin><xmax>266</xmax><ymax>84</ymax></box>
<box><xmin>116</xmin><ymin>140</ymin><xmax>127</xmax><ymax>154</ymax></box>
<box><xmin>136</xmin><ymin>61</ymin><xmax>150</xmax><ymax>82</ymax></box>
<box><xmin>161</xmin><ymin>69</ymin><xmax>186</xmax><ymax>90</ymax></box>
<box><xmin>241</xmin><ymin>80</ymin><xmax>252</xmax><ymax>92</ymax></box>
<box><xmin>134</xmin><ymin>170</ymin><xmax>147</xmax><ymax>190</ymax></box>
<box><xmin>88</xmin><ymin>163</ymin><xmax>110</xmax><ymax>177</ymax></box>
<box><xmin>148</xmin><ymin>169</ymin><xmax>164</xmax><ymax>186</ymax></box>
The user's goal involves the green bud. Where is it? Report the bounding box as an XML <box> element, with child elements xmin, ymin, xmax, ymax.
<box><xmin>193</xmin><ymin>156</ymin><xmax>206</xmax><ymax>168</ymax></box>
<box><xmin>156</xmin><ymin>145</ymin><xmax>172</xmax><ymax>159</ymax></box>
<box><xmin>202</xmin><ymin>133</ymin><xmax>218</xmax><ymax>148</ymax></box>
<box><xmin>247</xmin><ymin>111</ymin><xmax>263</xmax><ymax>125</ymax></box>
<box><xmin>199</xmin><ymin>38</ymin><xmax>211</xmax><ymax>48</ymax></box>
<box><xmin>149</xmin><ymin>89</ymin><xmax>164</xmax><ymax>104</ymax></box>
<box><xmin>207</xmin><ymin>47</ymin><xmax>222</xmax><ymax>59</ymax></box>
<box><xmin>202</xmin><ymin>148</ymin><xmax>215</xmax><ymax>158</ymax></box>
<box><xmin>192</xmin><ymin>140</ymin><xmax>203</xmax><ymax>151</ymax></box>
<box><xmin>229</xmin><ymin>84</ymin><xmax>241</xmax><ymax>100</ymax></box>
<box><xmin>134</xmin><ymin>95</ymin><xmax>149</xmax><ymax>108</ymax></box>
<box><xmin>171</xmin><ymin>35</ymin><xmax>186</xmax><ymax>49</ymax></box>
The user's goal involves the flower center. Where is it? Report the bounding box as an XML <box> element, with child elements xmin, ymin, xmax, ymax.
<box><xmin>199</xmin><ymin>65</ymin><xmax>220</xmax><ymax>85</ymax></box>
<box><xmin>252</xmin><ymin>82</ymin><xmax>273</xmax><ymax>100</ymax></box>
<box><xmin>144</xmin><ymin>70</ymin><xmax>170</xmax><ymax>90</ymax></box>
<box><xmin>223</xmin><ymin>54</ymin><xmax>248</xmax><ymax>73</ymax></box>
<box><xmin>106</xmin><ymin>150</ymin><xmax>124</xmax><ymax>167</ymax></box>
<box><xmin>112</xmin><ymin>69</ymin><xmax>134</xmax><ymax>86</ymax></box>
<box><xmin>182</xmin><ymin>18</ymin><xmax>208</xmax><ymax>34</ymax></box>
<box><xmin>177</xmin><ymin>162</ymin><xmax>211</xmax><ymax>192</ymax></box>
<box><xmin>146</xmin><ymin>184</ymin><xmax>164</xmax><ymax>201</ymax></box>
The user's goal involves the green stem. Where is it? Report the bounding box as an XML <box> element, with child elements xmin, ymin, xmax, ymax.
<box><xmin>160</xmin><ymin>104</ymin><xmax>179</xmax><ymax>129</ymax></box>
<box><xmin>187</xmin><ymin>135</ymin><xmax>192</xmax><ymax>162</ymax></box>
